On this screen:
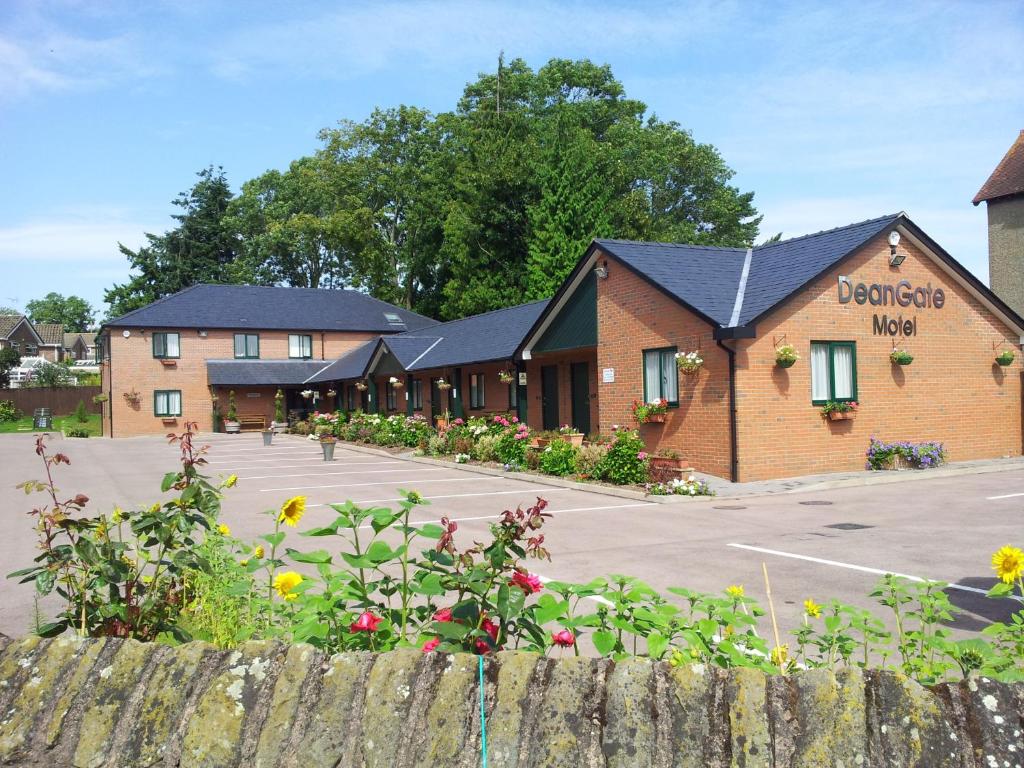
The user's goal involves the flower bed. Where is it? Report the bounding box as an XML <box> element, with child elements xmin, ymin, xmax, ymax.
<box><xmin>866</xmin><ymin>437</ymin><xmax>945</xmax><ymax>470</ymax></box>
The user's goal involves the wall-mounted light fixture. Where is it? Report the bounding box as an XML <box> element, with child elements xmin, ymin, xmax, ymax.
<box><xmin>594</xmin><ymin>261</ymin><xmax>609</xmax><ymax>279</ymax></box>
<box><xmin>888</xmin><ymin>231</ymin><xmax>905</xmax><ymax>267</ymax></box>
<box><xmin>198</xmin><ymin>330</ymin><xmax>208</xmax><ymax>337</ymax></box>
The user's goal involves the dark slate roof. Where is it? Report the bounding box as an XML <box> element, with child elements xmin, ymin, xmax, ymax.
<box><xmin>206</xmin><ymin>359</ymin><xmax>333</xmax><ymax>386</ymax></box>
<box><xmin>104</xmin><ymin>284</ymin><xmax>437</xmax><ymax>333</ymax></box>
<box><xmin>304</xmin><ymin>339</ymin><xmax>379</xmax><ymax>383</ymax></box>
<box><xmin>974</xmin><ymin>130</ymin><xmax>1024</xmax><ymax>205</ymax></box>
<box><xmin>595</xmin><ymin>214</ymin><xmax>901</xmax><ymax>327</ymax></box>
<box><xmin>395</xmin><ymin>300</ymin><xmax>549</xmax><ymax>371</ymax></box>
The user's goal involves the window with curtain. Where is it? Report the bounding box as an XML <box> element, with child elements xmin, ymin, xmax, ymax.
<box><xmin>233</xmin><ymin>334</ymin><xmax>259</xmax><ymax>359</ymax></box>
<box><xmin>152</xmin><ymin>332</ymin><xmax>180</xmax><ymax>359</ymax></box>
<box><xmin>642</xmin><ymin>348</ymin><xmax>679</xmax><ymax>404</ymax></box>
<box><xmin>508</xmin><ymin>380</ymin><xmax>518</xmax><ymax>409</ymax></box>
<box><xmin>470</xmin><ymin>374</ymin><xmax>485</xmax><ymax>409</ymax></box>
<box><xmin>386</xmin><ymin>381</ymin><xmax>397</xmax><ymax>411</ymax></box>
<box><xmin>810</xmin><ymin>342</ymin><xmax>857</xmax><ymax>402</ymax></box>
<box><xmin>288</xmin><ymin>334</ymin><xmax>312</xmax><ymax>359</ymax></box>
<box><xmin>154</xmin><ymin>390</ymin><xmax>182</xmax><ymax>416</ymax></box>
<box><xmin>412</xmin><ymin>379</ymin><xmax>423</xmax><ymax>410</ymax></box>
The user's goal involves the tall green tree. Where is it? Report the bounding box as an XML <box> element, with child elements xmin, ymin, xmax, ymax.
<box><xmin>105</xmin><ymin>166</ymin><xmax>239</xmax><ymax>318</ymax></box>
<box><xmin>0</xmin><ymin>348</ymin><xmax>20</xmax><ymax>389</ymax></box>
<box><xmin>25</xmin><ymin>293</ymin><xmax>95</xmax><ymax>331</ymax></box>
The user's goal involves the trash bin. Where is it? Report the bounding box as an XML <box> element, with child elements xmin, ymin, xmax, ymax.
<box><xmin>33</xmin><ymin>408</ymin><xmax>52</xmax><ymax>429</ymax></box>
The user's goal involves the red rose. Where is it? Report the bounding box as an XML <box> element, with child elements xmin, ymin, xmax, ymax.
<box><xmin>552</xmin><ymin>629</ymin><xmax>575</xmax><ymax>647</ymax></box>
<box><xmin>509</xmin><ymin>571</ymin><xmax>543</xmax><ymax>594</ymax></box>
<box><xmin>432</xmin><ymin>607</ymin><xmax>454</xmax><ymax>623</ymax></box>
<box><xmin>422</xmin><ymin>637</ymin><xmax>440</xmax><ymax>653</ymax></box>
<box><xmin>475</xmin><ymin>617</ymin><xmax>501</xmax><ymax>654</ymax></box>
<box><xmin>350</xmin><ymin>611</ymin><xmax>382</xmax><ymax>633</ymax></box>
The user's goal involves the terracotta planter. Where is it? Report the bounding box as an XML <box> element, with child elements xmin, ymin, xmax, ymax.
<box><xmin>535</xmin><ymin>438</ymin><xmax>551</xmax><ymax>448</ymax></box>
<box><xmin>827</xmin><ymin>411</ymin><xmax>854</xmax><ymax>421</ymax></box>
<box><xmin>160</xmin><ymin>359</ymin><xmax>177</xmax><ymax>367</ymax></box>
<box><xmin>435</xmin><ymin>417</ymin><xmax>449</xmax><ymax>430</ymax></box>
<box><xmin>644</xmin><ymin>413</ymin><xmax>666</xmax><ymax>423</ymax></box>
<box><xmin>564</xmin><ymin>433</ymin><xmax>584</xmax><ymax>447</ymax></box>
<box><xmin>650</xmin><ymin>456</ymin><xmax>686</xmax><ymax>470</ymax></box>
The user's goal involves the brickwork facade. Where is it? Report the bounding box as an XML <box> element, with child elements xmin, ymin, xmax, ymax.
<box><xmin>987</xmin><ymin>196</ymin><xmax>1024</xmax><ymax>320</ymax></box>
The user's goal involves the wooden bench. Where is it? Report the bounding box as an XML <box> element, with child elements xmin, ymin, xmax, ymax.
<box><xmin>238</xmin><ymin>414</ymin><xmax>267</xmax><ymax>431</ymax></box>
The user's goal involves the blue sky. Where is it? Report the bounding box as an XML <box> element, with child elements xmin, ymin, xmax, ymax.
<box><xmin>1</xmin><ymin>0</ymin><xmax>1021</xmax><ymax>319</ymax></box>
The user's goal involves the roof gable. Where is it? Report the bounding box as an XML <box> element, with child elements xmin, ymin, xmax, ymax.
<box><xmin>104</xmin><ymin>284</ymin><xmax>438</xmax><ymax>333</ymax></box>
<box><xmin>304</xmin><ymin>339</ymin><xmax>379</xmax><ymax>383</ymax></box>
<box><xmin>974</xmin><ymin>130</ymin><xmax>1024</xmax><ymax>205</ymax></box>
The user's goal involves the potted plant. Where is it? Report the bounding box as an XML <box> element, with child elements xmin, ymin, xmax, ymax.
<box><xmin>389</xmin><ymin>376</ymin><xmax>404</xmax><ymax>389</ymax></box>
<box><xmin>326</xmin><ymin>388</ymin><xmax>337</xmax><ymax>397</ymax></box>
<box><xmin>224</xmin><ymin>390</ymin><xmax>240</xmax><ymax>433</ymax></box>
<box><xmin>890</xmin><ymin>349</ymin><xmax>914</xmax><ymax>366</ymax></box>
<box><xmin>775</xmin><ymin>344</ymin><xmax>799</xmax><ymax>368</ymax></box>
<box><xmin>675</xmin><ymin>350</ymin><xmax>704</xmax><ymax>376</ymax></box>
<box><xmin>92</xmin><ymin>393</ymin><xmax>109</xmax><ymax>405</ymax></box>
<box><xmin>320</xmin><ymin>432</ymin><xmax>337</xmax><ymax>461</ymax></box>
<box><xmin>272</xmin><ymin>389</ymin><xmax>288</xmax><ymax>433</ymax></box>
<box><xmin>355</xmin><ymin>381</ymin><xmax>368</xmax><ymax>391</ymax></box>
<box><xmin>300</xmin><ymin>388</ymin><xmax>315</xmax><ymax>400</ymax></box>
<box><xmin>632</xmin><ymin>398</ymin><xmax>669</xmax><ymax>424</ymax></box>
<box><xmin>996</xmin><ymin>349</ymin><xmax>1015</xmax><ymax>367</ymax></box>
<box><xmin>821</xmin><ymin>400</ymin><xmax>858</xmax><ymax>421</ymax></box>
<box><xmin>558</xmin><ymin>424</ymin><xmax>584</xmax><ymax>447</ymax></box>
<box><xmin>650</xmin><ymin>448</ymin><xmax>687</xmax><ymax>470</ymax></box>
<box><xmin>435</xmin><ymin>409</ymin><xmax>451</xmax><ymax>430</ymax></box>
<box><xmin>498</xmin><ymin>369</ymin><xmax>515</xmax><ymax>384</ymax></box>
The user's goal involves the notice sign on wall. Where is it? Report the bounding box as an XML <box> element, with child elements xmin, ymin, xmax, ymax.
<box><xmin>602</xmin><ymin>368</ymin><xmax>615</xmax><ymax>383</ymax></box>
<box><xmin>518</xmin><ymin>372</ymin><xmax>527</xmax><ymax>386</ymax></box>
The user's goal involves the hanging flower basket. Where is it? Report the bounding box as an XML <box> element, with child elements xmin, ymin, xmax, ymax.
<box><xmin>775</xmin><ymin>344</ymin><xmax>799</xmax><ymax>368</ymax></box>
<box><xmin>326</xmin><ymin>389</ymin><xmax>337</xmax><ymax>397</ymax></box>
<box><xmin>996</xmin><ymin>350</ymin><xmax>1015</xmax><ymax>367</ymax></box>
<box><xmin>300</xmin><ymin>389</ymin><xmax>315</xmax><ymax>399</ymax></box>
<box><xmin>821</xmin><ymin>400</ymin><xmax>858</xmax><ymax>420</ymax></box>
<box><xmin>355</xmin><ymin>382</ymin><xmax>368</xmax><ymax>391</ymax></box>
<box><xmin>890</xmin><ymin>349</ymin><xmax>913</xmax><ymax>366</ymax></box>
<box><xmin>389</xmin><ymin>376</ymin><xmax>404</xmax><ymax>389</ymax></box>
<box><xmin>498</xmin><ymin>370</ymin><xmax>515</xmax><ymax>384</ymax></box>
<box><xmin>632</xmin><ymin>399</ymin><xmax>669</xmax><ymax>424</ymax></box>
<box><xmin>675</xmin><ymin>351</ymin><xmax>704</xmax><ymax>375</ymax></box>
<box><xmin>436</xmin><ymin>378</ymin><xmax>452</xmax><ymax>391</ymax></box>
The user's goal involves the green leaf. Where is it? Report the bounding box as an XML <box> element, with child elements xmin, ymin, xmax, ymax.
<box><xmin>35</xmin><ymin>570</ymin><xmax>55</xmax><ymax>596</ymax></box>
<box><xmin>36</xmin><ymin>620</ymin><xmax>68</xmax><ymax>638</ymax></box>
<box><xmin>533</xmin><ymin>594</ymin><xmax>568</xmax><ymax>625</ymax></box>
<box><xmin>286</xmin><ymin>548</ymin><xmax>333</xmax><ymax>565</ymax></box>
<box><xmin>415</xmin><ymin>523</ymin><xmax>445</xmax><ymax>539</ymax></box>
<box><xmin>592</xmin><ymin>630</ymin><xmax>617</xmax><ymax>656</ymax></box>
<box><xmin>261</xmin><ymin>532</ymin><xmax>285</xmax><ymax>548</ymax></box>
<box><xmin>160</xmin><ymin>472</ymin><xmax>179</xmax><ymax>492</ymax></box>
<box><xmin>433</xmin><ymin>621</ymin><xmax>470</xmax><ymax>640</ymax></box>
<box><xmin>646</xmin><ymin>631</ymin><xmax>669</xmax><ymax>659</ymax></box>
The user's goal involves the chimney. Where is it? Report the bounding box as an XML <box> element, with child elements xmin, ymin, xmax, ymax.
<box><xmin>974</xmin><ymin>130</ymin><xmax>1024</xmax><ymax>317</ymax></box>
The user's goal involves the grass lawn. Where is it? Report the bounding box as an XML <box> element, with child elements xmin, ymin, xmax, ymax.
<box><xmin>0</xmin><ymin>413</ymin><xmax>102</xmax><ymax>437</ymax></box>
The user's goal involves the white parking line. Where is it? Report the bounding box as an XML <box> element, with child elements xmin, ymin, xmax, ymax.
<box><xmin>261</xmin><ymin>476</ymin><xmax>487</xmax><ymax>492</ymax></box>
<box><xmin>404</xmin><ymin>501</ymin><xmax>655</xmax><ymax>527</ymax></box>
<box><xmin>310</xmin><ymin>488</ymin><xmax>578</xmax><ymax>506</ymax></box>
<box><xmin>727</xmin><ymin>543</ymin><xmax>1017</xmax><ymax>600</ymax></box>
<box><xmin>237</xmin><ymin>464</ymin><xmax>408</xmax><ymax>480</ymax></box>
<box><xmin>986</xmin><ymin>492</ymin><xmax>1024</xmax><ymax>500</ymax></box>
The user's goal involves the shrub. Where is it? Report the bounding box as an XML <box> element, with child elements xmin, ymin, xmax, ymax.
<box><xmin>596</xmin><ymin>430</ymin><xmax>649</xmax><ymax>485</ymax></box>
<box><xmin>0</xmin><ymin>400</ymin><xmax>21</xmax><ymax>423</ymax></box>
<box><xmin>524</xmin><ymin>447</ymin><xmax>541</xmax><ymax>470</ymax></box>
<box><xmin>866</xmin><ymin>438</ymin><xmax>945</xmax><ymax>470</ymax></box>
<box><xmin>64</xmin><ymin>427</ymin><xmax>90</xmax><ymax>438</ymax></box>
<box><xmin>73</xmin><ymin>399</ymin><xmax>90</xmax><ymax>423</ymax></box>
<box><xmin>473</xmin><ymin>433</ymin><xmax>501</xmax><ymax>462</ymax></box>
<box><xmin>290</xmin><ymin>421</ymin><xmax>311</xmax><ymax>436</ymax></box>
<box><xmin>426</xmin><ymin>434</ymin><xmax>447</xmax><ymax>455</ymax></box>
<box><xmin>494</xmin><ymin>423</ymin><xmax>531</xmax><ymax>466</ymax></box>
<box><xmin>274</xmin><ymin>389</ymin><xmax>286</xmax><ymax>423</ymax></box>
<box><xmin>538</xmin><ymin>439</ymin><xmax>579</xmax><ymax>476</ymax></box>
<box><xmin>576</xmin><ymin>443</ymin><xmax>609</xmax><ymax>478</ymax></box>
<box><xmin>226</xmin><ymin>391</ymin><xmax>238</xmax><ymax>422</ymax></box>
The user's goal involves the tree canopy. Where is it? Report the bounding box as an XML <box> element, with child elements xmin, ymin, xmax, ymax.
<box><xmin>25</xmin><ymin>293</ymin><xmax>95</xmax><ymax>332</ymax></box>
<box><xmin>105</xmin><ymin>58</ymin><xmax>760</xmax><ymax>321</ymax></box>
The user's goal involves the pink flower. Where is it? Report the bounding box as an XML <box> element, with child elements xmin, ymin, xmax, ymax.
<box><xmin>514</xmin><ymin>432</ymin><xmax>526</xmax><ymax>440</ymax></box>
<box><xmin>433</xmin><ymin>607</ymin><xmax>454</xmax><ymax>623</ymax></box>
<box><xmin>637</xmin><ymin>452</ymin><xmax>647</xmax><ymax>460</ymax></box>
<box><xmin>509</xmin><ymin>571</ymin><xmax>543</xmax><ymax>594</ymax></box>
<box><xmin>475</xmin><ymin>617</ymin><xmax>500</xmax><ymax>654</ymax></box>
<box><xmin>350</xmin><ymin>611</ymin><xmax>383</xmax><ymax>633</ymax></box>
<box><xmin>552</xmin><ymin>629</ymin><xmax>575</xmax><ymax>647</ymax></box>
<box><xmin>511</xmin><ymin>416</ymin><xmax>519</xmax><ymax>423</ymax></box>
<box><xmin>454</xmin><ymin>418</ymin><xmax>464</xmax><ymax>425</ymax></box>
<box><xmin>422</xmin><ymin>637</ymin><xmax>440</xmax><ymax>653</ymax></box>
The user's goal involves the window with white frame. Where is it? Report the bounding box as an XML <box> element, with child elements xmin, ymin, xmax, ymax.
<box><xmin>469</xmin><ymin>373</ymin><xmax>485</xmax><ymax>409</ymax></box>
<box><xmin>154</xmin><ymin>390</ymin><xmax>182</xmax><ymax>417</ymax></box>
<box><xmin>152</xmin><ymin>332</ymin><xmax>180</xmax><ymax>359</ymax></box>
<box><xmin>288</xmin><ymin>334</ymin><xmax>312</xmax><ymax>359</ymax></box>
<box><xmin>642</xmin><ymin>347</ymin><xmax>678</xmax><ymax>404</ymax></box>
<box><xmin>810</xmin><ymin>342</ymin><xmax>857</xmax><ymax>403</ymax></box>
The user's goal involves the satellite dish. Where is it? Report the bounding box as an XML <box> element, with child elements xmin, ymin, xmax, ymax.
<box><xmin>122</xmin><ymin>330</ymin><xmax>131</xmax><ymax>338</ymax></box>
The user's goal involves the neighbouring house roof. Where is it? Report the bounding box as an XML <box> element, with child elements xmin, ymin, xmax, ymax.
<box><xmin>206</xmin><ymin>360</ymin><xmax>334</xmax><ymax>387</ymax></box>
<box><xmin>304</xmin><ymin>339</ymin><xmax>380</xmax><ymax>384</ymax></box>
<box><xmin>104</xmin><ymin>284</ymin><xmax>438</xmax><ymax>333</ymax></box>
<box><xmin>0</xmin><ymin>315</ymin><xmax>25</xmax><ymax>339</ymax></box>
<box><xmin>974</xmin><ymin>130</ymin><xmax>1024</xmax><ymax>205</ymax></box>
<box><xmin>33</xmin><ymin>323</ymin><xmax>64</xmax><ymax>346</ymax></box>
<box><xmin>64</xmin><ymin>332</ymin><xmax>97</xmax><ymax>349</ymax></box>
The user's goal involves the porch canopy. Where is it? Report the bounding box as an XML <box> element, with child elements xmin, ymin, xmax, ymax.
<box><xmin>206</xmin><ymin>359</ymin><xmax>332</xmax><ymax>386</ymax></box>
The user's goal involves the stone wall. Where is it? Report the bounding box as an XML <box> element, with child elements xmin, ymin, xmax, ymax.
<box><xmin>0</xmin><ymin>634</ymin><xmax>1021</xmax><ymax>767</ymax></box>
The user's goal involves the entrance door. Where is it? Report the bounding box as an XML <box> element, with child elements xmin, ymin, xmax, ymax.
<box><xmin>430</xmin><ymin>378</ymin><xmax>446</xmax><ymax>419</ymax></box>
<box><xmin>541</xmin><ymin>365</ymin><xmax>559</xmax><ymax>430</ymax></box>
<box><xmin>570</xmin><ymin>362</ymin><xmax>591</xmax><ymax>435</ymax></box>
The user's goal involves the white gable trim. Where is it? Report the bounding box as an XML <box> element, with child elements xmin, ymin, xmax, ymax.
<box><xmin>2</xmin><ymin>317</ymin><xmax>45</xmax><ymax>345</ymax></box>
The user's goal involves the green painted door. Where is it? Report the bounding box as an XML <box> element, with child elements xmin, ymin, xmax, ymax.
<box><xmin>430</xmin><ymin>378</ymin><xmax>443</xmax><ymax>419</ymax></box>
<box><xmin>570</xmin><ymin>362</ymin><xmax>590</xmax><ymax>435</ymax></box>
<box><xmin>541</xmin><ymin>365</ymin><xmax>559</xmax><ymax>430</ymax></box>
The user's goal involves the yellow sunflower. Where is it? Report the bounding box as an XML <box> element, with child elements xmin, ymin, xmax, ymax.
<box><xmin>273</xmin><ymin>571</ymin><xmax>303</xmax><ymax>600</ymax></box>
<box><xmin>224</xmin><ymin>474</ymin><xmax>238</xmax><ymax>488</ymax></box>
<box><xmin>725</xmin><ymin>584</ymin><xmax>744</xmax><ymax>599</ymax></box>
<box><xmin>803</xmin><ymin>599</ymin><xmax>822</xmax><ymax>618</ymax></box>
<box><xmin>770</xmin><ymin>644</ymin><xmax>789</xmax><ymax>667</ymax></box>
<box><xmin>279</xmin><ymin>496</ymin><xmax>306</xmax><ymax>527</ymax></box>
<box><xmin>253</xmin><ymin>545</ymin><xmax>265</xmax><ymax>559</ymax></box>
<box><xmin>217</xmin><ymin>523</ymin><xmax>231</xmax><ymax>536</ymax></box>
<box><xmin>991</xmin><ymin>545</ymin><xmax>1024</xmax><ymax>585</ymax></box>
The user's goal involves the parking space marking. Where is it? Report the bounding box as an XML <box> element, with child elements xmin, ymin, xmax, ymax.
<box><xmin>728</xmin><ymin>543</ymin><xmax>1015</xmax><ymax>600</ymax></box>
<box><xmin>237</xmin><ymin>464</ymin><xmax>408</xmax><ymax>479</ymax></box>
<box><xmin>401</xmin><ymin>502</ymin><xmax>655</xmax><ymax>527</ymax></box>
<box><xmin>985</xmin><ymin>491</ymin><xmax>1024</xmax><ymax>500</ymax></box>
<box><xmin>260</xmin><ymin>475</ymin><xmax>486</xmax><ymax>492</ymax></box>
<box><xmin>310</xmin><ymin>487</ymin><xmax>578</xmax><ymax>506</ymax></box>
<box><xmin>221</xmin><ymin>462</ymin><xmax>403</xmax><ymax>472</ymax></box>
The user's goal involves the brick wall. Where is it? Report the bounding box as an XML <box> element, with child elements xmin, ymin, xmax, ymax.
<box><xmin>595</xmin><ymin>257</ymin><xmax>732</xmax><ymax>478</ymax></box>
<box><xmin>733</xmin><ymin>232</ymin><xmax>1023</xmax><ymax>481</ymax></box>
<box><xmin>104</xmin><ymin>329</ymin><xmax>377</xmax><ymax>437</ymax></box>
<box><xmin>988</xmin><ymin>196</ymin><xmax>1024</xmax><ymax>319</ymax></box>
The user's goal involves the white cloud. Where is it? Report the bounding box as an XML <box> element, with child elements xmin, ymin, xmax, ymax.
<box><xmin>0</xmin><ymin>207</ymin><xmax>166</xmax><ymax>263</ymax></box>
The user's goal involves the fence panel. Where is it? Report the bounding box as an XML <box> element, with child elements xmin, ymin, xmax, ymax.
<box><xmin>1</xmin><ymin>387</ymin><xmax>102</xmax><ymax>415</ymax></box>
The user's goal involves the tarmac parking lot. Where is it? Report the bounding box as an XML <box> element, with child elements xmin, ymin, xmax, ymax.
<box><xmin>1</xmin><ymin>430</ymin><xmax>1021</xmax><ymax>644</ymax></box>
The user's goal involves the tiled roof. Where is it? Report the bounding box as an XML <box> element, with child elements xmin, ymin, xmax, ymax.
<box><xmin>0</xmin><ymin>315</ymin><xmax>25</xmax><ymax>338</ymax></box>
<box><xmin>304</xmin><ymin>339</ymin><xmax>379</xmax><ymax>383</ymax></box>
<box><xmin>104</xmin><ymin>284</ymin><xmax>437</xmax><ymax>333</ymax></box>
<box><xmin>34</xmin><ymin>323</ymin><xmax>65</xmax><ymax>346</ymax></box>
<box><xmin>206</xmin><ymin>360</ymin><xmax>333</xmax><ymax>386</ymax></box>
<box><xmin>974</xmin><ymin>130</ymin><xmax>1024</xmax><ymax>205</ymax></box>
<box><xmin>595</xmin><ymin>214</ymin><xmax>901</xmax><ymax>327</ymax></box>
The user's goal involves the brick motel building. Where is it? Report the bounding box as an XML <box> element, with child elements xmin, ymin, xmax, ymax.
<box><xmin>99</xmin><ymin>212</ymin><xmax>1024</xmax><ymax>482</ymax></box>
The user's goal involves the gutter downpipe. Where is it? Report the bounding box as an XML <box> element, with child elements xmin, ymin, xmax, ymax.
<box><xmin>716</xmin><ymin>338</ymin><xmax>739</xmax><ymax>483</ymax></box>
